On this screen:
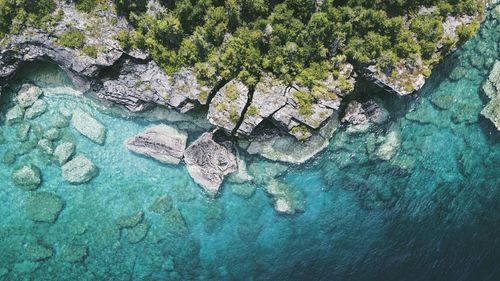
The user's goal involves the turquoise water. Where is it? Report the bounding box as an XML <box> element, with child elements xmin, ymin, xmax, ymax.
<box><xmin>1</xmin><ymin>12</ymin><xmax>500</xmax><ymax>281</ymax></box>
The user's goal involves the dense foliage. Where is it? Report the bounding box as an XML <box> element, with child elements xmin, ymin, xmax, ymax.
<box><xmin>111</xmin><ymin>0</ymin><xmax>483</xmax><ymax>88</ymax></box>
<box><xmin>0</xmin><ymin>0</ymin><xmax>57</xmax><ymax>37</ymax></box>
<box><xmin>0</xmin><ymin>0</ymin><xmax>483</xmax><ymax>91</ymax></box>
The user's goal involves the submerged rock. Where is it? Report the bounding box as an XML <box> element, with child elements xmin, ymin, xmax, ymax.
<box><xmin>25</xmin><ymin>192</ymin><xmax>64</xmax><ymax>223</ymax></box>
<box><xmin>246</xmin><ymin>115</ymin><xmax>339</xmax><ymax>164</ymax></box>
<box><xmin>71</xmin><ymin>110</ymin><xmax>106</xmax><ymax>144</ymax></box>
<box><xmin>25</xmin><ymin>99</ymin><xmax>47</xmax><ymax>119</ymax></box>
<box><xmin>342</xmin><ymin>99</ymin><xmax>389</xmax><ymax>133</ymax></box>
<box><xmin>16</xmin><ymin>84</ymin><xmax>42</xmax><ymax>108</ymax></box>
<box><xmin>12</xmin><ymin>164</ymin><xmax>41</xmax><ymax>190</ymax></box>
<box><xmin>183</xmin><ymin>132</ymin><xmax>238</xmax><ymax>196</ymax></box>
<box><xmin>16</xmin><ymin>122</ymin><xmax>31</xmax><ymax>142</ymax></box>
<box><xmin>61</xmin><ymin>155</ymin><xmax>98</xmax><ymax>184</ymax></box>
<box><xmin>127</xmin><ymin>222</ymin><xmax>150</xmax><ymax>244</ymax></box>
<box><xmin>375</xmin><ymin>130</ymin><xmax>401</xmax><ymax>161</ymax></box>
<box><xmin>5</xmin><ymin>105</ymin><xmax>25</xmax><ymax>123</ymax></box>
<box><xmin>60</xmin><ymin>245</ymin><xmax>88</xmax><ymax>263</ymax></box>
<box><xmin>26</xmin><ymin>243</ymin><xmax>53</xmax><ymax>261</ymax></box>
<box><xmin>53</xmin><ymin>143</ymin><xmax>75</xmax><ymax>165</ymax></box>
<box><xmin>264</xmin><ymin>179</ymin><xmax>305</xmax><ymax>215</ymax></box>
<box><xmin>37</xmin><ymin>139</ymin><xmax>54</xmax><ymax>155</ymax></box>
<box><xmin>160</xmin><ymin>208</ymin><xmax>189</xmax><ymax>236</ymax></box>
<box><xmin>44</xmin><ymin>128</ymin><xmax>60</xmax><ymax>141</ymax></box>
<box><xmin>116</xmin><ymin>211</ymin><xmax>144</xmax><ymax>229</ymax></box>
<box><xmin>125</xmin><ymin>124</ymin><xmax>187</xmax><ymax>165</ymax></box>
<box><xmin>150</xmin><ymin>195</ymin><xmax>173</xmax><ymax>214</ymax></box>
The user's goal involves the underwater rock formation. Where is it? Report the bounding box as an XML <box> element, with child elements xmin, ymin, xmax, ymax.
<box><xmin>61</xmin><ymin>155</ymin><xmax>98</xmax><ymax>184</ymax></box>
<box><xmin>71</xmin><ymin>110</ymin><xmax>106</xmax><ymax>145</ymax></box>
<box><xmin>11</xmin><ymin>164</ymin><xmax>42</xmax><ymax>190</ymax></box>
<box><xmin>125</xmin><ymin>124</ymin><xmax>187</xmax><ymax>165</ymax></box>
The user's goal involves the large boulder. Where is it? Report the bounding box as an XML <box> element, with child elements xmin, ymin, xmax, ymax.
<box><xmin>12</xmin><ymin>164</ymin><xmax>42</xmax><ymax>190</ymax></box>
<box><xmin>25</xmin><ymin>192</ymin><xmax>65</xmax><ymax>223</ymax></box>
<box><xmin>125</xmin><ymin>124</ymin><xmax>187</xmax><ymax>165</ymax></box>
<box><xmin>61</xmin><ymin>155</ymin><xmax>98</xmax><ymax>184</ymax></box>
<box><xmin>15</xmin><ymin>84</ymin><xmax>42</xmax><ymax>108</ymax></box>
<box><xmin>71</xmin><ymin>110</ymin><xmax>106</xmax><ymax>144</ymax></box>
<box><xmin>183</xmin><ymin>132</ymin><xmax>238</xmax><ymax>196</ymax></box>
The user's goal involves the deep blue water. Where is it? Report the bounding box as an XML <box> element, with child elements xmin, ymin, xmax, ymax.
<box><xmin>1</xmin><ymin>9</ymin><xmax>499</xmax><ymax>281</ymax></box>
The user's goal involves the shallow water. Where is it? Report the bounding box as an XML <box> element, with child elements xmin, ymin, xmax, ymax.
<box><xmin>1</xmin><ymin>10</ymin><xmax>500</xmax><ymax>281</ymax></box>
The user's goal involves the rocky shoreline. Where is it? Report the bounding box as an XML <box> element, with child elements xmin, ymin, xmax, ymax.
<box><xmin>1</xmin><ymin>1</ymin><xmax>498</xmax><ymax>205</ymax></box>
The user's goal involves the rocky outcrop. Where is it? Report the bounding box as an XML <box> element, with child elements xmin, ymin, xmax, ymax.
<box><xmin>236</xmin><ymin>74</ymin><xmax>288</xmax><ymax>136</ymax></box>
<box><xmin>482</xmin><ymin>60</ymin><xmax>500</xmax><ymax>130</ymax></box>
<box><xmin>53</xmin><ymin>143</ymin><xmax>76</xmax><ymax>166</ymax></box>
<box><xmin>183</xmin><ymin>132</ymin><xmax>238</xmax><ymax>196</ymax></box>
<box><xmin>125</xmin><ymin>124</ymin><xmax>187</xmax><ymax>165</ymax></box>
<box><xmin>362</xmin><ymin>11</ymin><xmax>483</xmax><ymax>96</ymax></box>
<box><xmin>208</xmin><ymin>80</ymin><xmax>250</xmax><ymax>133</ymax></box>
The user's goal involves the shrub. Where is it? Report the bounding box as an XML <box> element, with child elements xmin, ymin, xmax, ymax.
<box><xmin>82</xmin><ymin>45</ymin><xmax>99</xmax><ymax>58</ymax></box>
<box><xmin>59</xmin><ymin>28</ymin><xmax>85</xmax><ymax>48</ymax></box>
<box><xmin>456</xmin><ymin>21</ymin><xmax>480</xmax><ymax>43</ymax></box>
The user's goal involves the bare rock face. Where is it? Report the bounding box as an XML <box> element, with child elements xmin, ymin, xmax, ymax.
<box><xmin>183</xmin><ymin>132</ymin><xmax>238</xmax><ymax>196</ymax></box>
<box><xmin>482</xmin><ymin>60</ymin><xmax>500</xmax><ymax>130</ymax></box>
<box><xmin>237</xmin><ymin>74</ymin><xmax>288</xmax><ymax>136</ymax></box>
<box><xmin>208</xmin><ymin>80</ymin><xmax>250</xmax><ymax>134</ymax></box>
<box><xmin>125</xmin><ymin>124</ymin><xmax>187</xmax><ymax>165</ymax></box>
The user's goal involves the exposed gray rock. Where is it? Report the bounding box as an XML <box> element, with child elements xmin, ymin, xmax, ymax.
<box><xmin>53</xmin><ymin>143</ymin><xmax>76</xmax><ymax>165</ymax></box>
<box><xmin>237</xmin><ymin>74</ymin><xmax>288</xmax><ymax>136</ymax></box>
<box><xmin>16</xmin><ymin>84</ymin><xmax>42</xmax><ymax>108</ymax></box>
<box><xmin>5</xmin><ymin>105</ymin><xmax>25</xmax><ymax>123</ymax></box>
<box><xmin>61</xmin><ymin>155</ymin><xmax>98</xmax><ymax>184</ymax></box>
<box><xmin>208</xmin><ymin>80</ymin><xmax>250</xmax><ymax>133</ymax></box>
<box><xmin>71</xmin><ymin>110</ymin><xmax>106</xmax><ymax>144</ymax></box>
<box><xmin>183</xmin><ymin>132</ymin><xmax>238</xmax><ymax>196</ymax></box>
<box><xmin>25</xmin><ymin>192</ymin><xmax>64</xmax><ymax>223</ymax></box>
<box><xmin>12</xmin><ymin>164</ymin><xmax>41</xmax><ymax>190</ymax></box>
<box><xmin>25</xmin><ymin>99</ymin><xmax>47</xmax><ymax>119</ymax></box>
<box><xmin>125</xmin><ymin>124</ymin><xmax>187</xmax><ymax>165</ymax></box>
<box><xmin>482</xmin><ymin>60</ymin><xmax>500</xmax><ymax>130</ymax></box>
